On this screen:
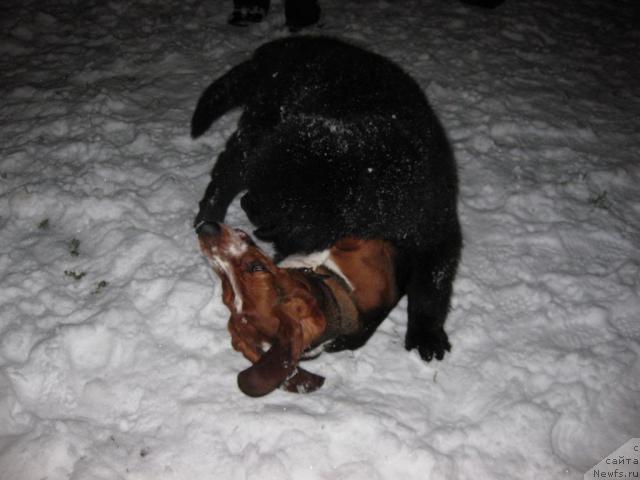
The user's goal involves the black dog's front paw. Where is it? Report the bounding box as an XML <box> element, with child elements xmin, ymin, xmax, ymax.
<box><xmin>405</xmin><ymin>328</ymin><xmax>451</xmax><ymax>362</ymax></box>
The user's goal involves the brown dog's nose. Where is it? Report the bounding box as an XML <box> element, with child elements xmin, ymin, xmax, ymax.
<box><xmin>196</xmin><ymin>221</ymin><xmax>221</xmax><ymax>237</ymax></box>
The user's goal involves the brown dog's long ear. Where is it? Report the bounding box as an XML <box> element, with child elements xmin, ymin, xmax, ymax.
<box><xmin>236</xmin><ymin>341</ymin><xmax>325</xmax><ymax>396</ymax></box>
<box><xmin>236</xmin><ymin>294</ymin><xmax>326</xmax><ymax>397</ymax></box>
<box><xmin>236</xmin><ymin>299</ymin><xmax>304</xmax><ymax>397</ymax></box>
<box><xmin>237</xmin><ymin>336</ymin><xmax>296</xmax><ymax>397</ymax></box>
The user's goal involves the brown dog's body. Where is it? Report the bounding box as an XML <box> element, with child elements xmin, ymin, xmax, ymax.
<box><xmin>198</xmin><ymin>223</ymin><xmax>398</xmax><ymax>396</ymax></box>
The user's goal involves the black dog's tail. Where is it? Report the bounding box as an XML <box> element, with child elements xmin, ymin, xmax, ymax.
<box><xmin>191</xmin><ymin>59</ymin><xmax>259</xmax><ymax>138</ymax></box>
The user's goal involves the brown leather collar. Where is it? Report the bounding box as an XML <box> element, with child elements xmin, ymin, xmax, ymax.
<box><xmin>294</xmin><ymin>266</ymin><xmax>360</xmax><ymax>345</ymax></box>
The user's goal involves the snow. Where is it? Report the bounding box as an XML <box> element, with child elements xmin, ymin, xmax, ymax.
<box><xmin>1</xmin><ymin>0</ymin><xmax>638</xmax><ymax>478</ymax></box>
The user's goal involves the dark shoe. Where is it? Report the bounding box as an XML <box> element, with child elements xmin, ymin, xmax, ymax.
<box><xmin>459</xmin><ymin>0</ymin><xmax>505</xmax><ymax>8</ymax></box>
<box><xmin>228</xmin><ymin>6</ymin><xmax>268</xmax><ymax>26</ymax></box>
<box><xmin>284</xmin><ymin>0</ymin><xmax>320</xmax><ymax>32</ymax></box>
<box><xmin>229</xmin><ymin>0</ymin><xmax>270</xmax><ymax>26</ymax></box>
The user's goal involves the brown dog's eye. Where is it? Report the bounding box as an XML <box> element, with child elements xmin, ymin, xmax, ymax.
<box><xmin>246</xmin><ymin>260</ymin><xmax>266</xmax><ymax>273</ymax></box>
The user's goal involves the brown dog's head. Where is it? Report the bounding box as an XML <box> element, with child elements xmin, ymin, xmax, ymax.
<box><xmin>197</xmin><ymin>223</ymin><xmax>326</xmax><ymax>397</ymax></box>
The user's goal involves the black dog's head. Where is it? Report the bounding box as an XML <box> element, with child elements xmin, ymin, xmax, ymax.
<box><xmin>240</xmin><ymin>124</ymin><xmax>350</xmax><ymax>255</ymax></box>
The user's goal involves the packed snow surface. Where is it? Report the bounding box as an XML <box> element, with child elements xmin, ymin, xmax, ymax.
<box><xmin>1</xmin><ymin>0</ymin><xmax>638</xmax><ymax>478</ymax></box>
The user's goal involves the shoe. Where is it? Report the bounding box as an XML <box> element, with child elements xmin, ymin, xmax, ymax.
<box><xmin>285</xmin><ymin>0</ymin><xmax>320</xmax><ymax>32</ymax></box>
<box><xmin>228</xmin><ymin>5</ymin><xmax>268</xmax><ymax>26</ymax></box>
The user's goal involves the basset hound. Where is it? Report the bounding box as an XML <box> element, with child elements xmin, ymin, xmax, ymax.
<box><xmin>198</xmin><ymin>222</ymin><xmax>398</xmax><ymax>397</ymax></box>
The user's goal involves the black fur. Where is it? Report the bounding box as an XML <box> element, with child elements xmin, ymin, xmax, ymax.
<box><xmin>192</xmin><ymin>36</ymin><xmax>461</xmax><ymax>362</ymax></box>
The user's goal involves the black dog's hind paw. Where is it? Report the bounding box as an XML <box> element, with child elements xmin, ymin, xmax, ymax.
<box><xmin>405</xmin><ymin>328</ymin><xmax>451</xmax><ymax>362</ymax></box>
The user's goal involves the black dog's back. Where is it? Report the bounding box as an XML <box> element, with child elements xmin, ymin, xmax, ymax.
<box><xmin>192</xmin><ymin>37</ymin><xmax>441</xmax><ymax>149</ymax></box>
<box><xmin>192</xmin><ymin>36</ymin><xmax>458</xmax><ymax>249</ymax></box>
<box><xmin>193</xmin><ymin>36</ymin><xmax>461</xmax><ymax>362</ymax></box>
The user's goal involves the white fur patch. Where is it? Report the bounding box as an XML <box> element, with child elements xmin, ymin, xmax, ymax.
<box><xmin>280</xmin><ymin>250</ymin><xmax>354</xmax><ymax>290</ymax></box>
<box><xmin>209</xmin><ymin>255</ymin><xmax>243</xmax><ymax>312</ymax></box>
<box><xmin>204</xmin><ymin>230</ymin><xmax>249</xmax><ymax>313</ymax></box>
<box><xmin>227</xmin><ymin>239</ymin><xmax>248</xmax><ymax>258</ymax></box>
<box><xmin>323</xmin><ymin>256</ymin><xmax>354</xmax><ymax>290</ymax></box>
<box><xmin>279</xmin><ymin>250</ymin><xmax>331</xmax><ymax>269</ymax></box>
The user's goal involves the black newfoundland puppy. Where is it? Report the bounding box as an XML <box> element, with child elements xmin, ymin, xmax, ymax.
<box><xmin>192</xmin><ymin>36</ymin><xmax>461</xmax><ymax>362</ymax></box>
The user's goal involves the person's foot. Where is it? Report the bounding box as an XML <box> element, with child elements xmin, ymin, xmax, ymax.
<box><xmin>228</xmin><ymin>6</ymin><xmax>268</xmax><ymax>26</ymax></box>
<box><xmin>285</xmin><ymin>0</ymin><xmax>320</xmax><ymax>32</ymax></box>
<box><xmin>459</xmin><ymin>0</ymin><xmax>505</xmax><ymax>8</ymax></box>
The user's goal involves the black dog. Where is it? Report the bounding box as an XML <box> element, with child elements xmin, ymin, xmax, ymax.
<box><xmin>192</xmin><ymin>36</ymin><xmax>461</xmax><ymax>362</ymax></box>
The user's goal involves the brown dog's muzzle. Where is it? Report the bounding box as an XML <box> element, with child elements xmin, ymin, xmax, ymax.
<box><xmin>198</xmin><ymin>222</ymin><xmax>326</xmax><ymax>397</ymax></box>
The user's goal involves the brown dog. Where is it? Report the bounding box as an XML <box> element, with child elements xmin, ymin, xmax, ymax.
<box><xmin>197</xmin><ymin>223</ymin><xmax>398</xmax><ymax>397</ymax></box>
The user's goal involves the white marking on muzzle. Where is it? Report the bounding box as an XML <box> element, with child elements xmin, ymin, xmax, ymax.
<box><xmin>205</xmin><ymin>229</ymin><xmax>251</xmax><ymax>313</ymax></box>
<box><xmin>227</xmin><ymin>238</ymin><xmax>248</xmax><ymax>258</ymax></box>
<box><xmin>210</xmin><ymin>256</ymin><xmax>243</xmax><ymax>312</ymax></box>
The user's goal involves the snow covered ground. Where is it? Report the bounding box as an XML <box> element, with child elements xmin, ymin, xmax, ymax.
<box><xmin>1</xmin><ymin>0</ymin><xmax>638</xmax><ymax>478</ymax></box>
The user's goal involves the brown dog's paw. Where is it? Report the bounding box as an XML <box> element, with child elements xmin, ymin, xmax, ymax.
<box><xmin>280</xmin><ymin>368</ymin><xmax>325</xmax><ymax>394</ymax></box>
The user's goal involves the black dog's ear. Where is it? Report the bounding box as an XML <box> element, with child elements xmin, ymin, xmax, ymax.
<box><xmin>191</xmin><ymin>59</ymin><xmax>259</xmax><ymax>138</ymax></box>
